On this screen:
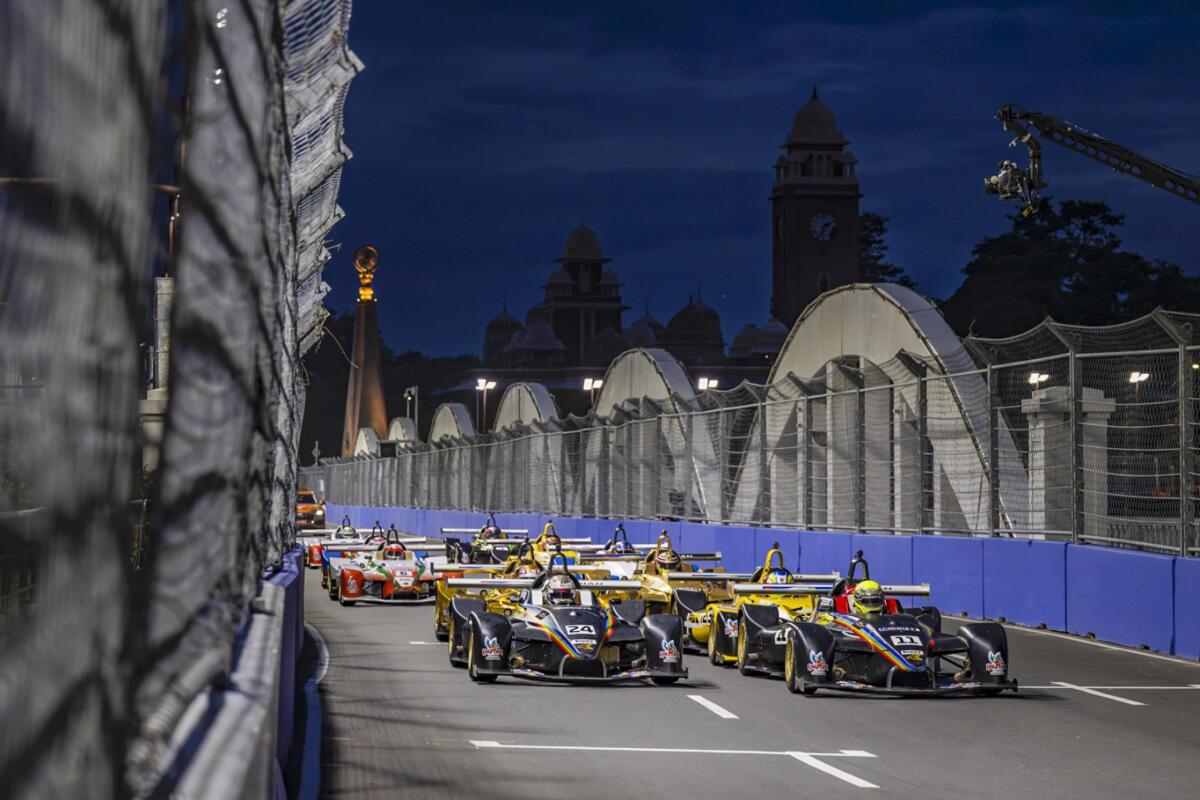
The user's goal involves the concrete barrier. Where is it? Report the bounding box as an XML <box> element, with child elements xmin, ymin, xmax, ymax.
<box><xmin>322</xmin><ymin>505</ymin><xmax>1198</xmax><ymax>658</ymax></box>
<box><xmin>1066</xmin><ymin>545</ymin><xmax>1175</xmax><ymax>654</ymax></box>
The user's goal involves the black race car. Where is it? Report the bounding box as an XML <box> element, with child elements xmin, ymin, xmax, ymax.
<box><xmin>444</xmin><ymin>558</ymin><xmax>688</xmax><ymax>685</ymax></box>
<box><xmin>777</xmin><ymin>551</ymin><xmax>1018</xmax><ymax>697</ymax></box>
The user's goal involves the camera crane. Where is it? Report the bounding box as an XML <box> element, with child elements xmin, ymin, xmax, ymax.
<box><xmin>984</xmin><ymin>103</ymin><xmax>1200</xmax><ymax>216</ymax></box>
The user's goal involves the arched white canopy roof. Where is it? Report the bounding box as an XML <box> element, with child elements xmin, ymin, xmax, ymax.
<box><xmin>493</xmin><ymin>382</ymin><xmax>559</xmax><ymax>431</ymax></box>
<box><xmin>386</xmin><ymin>417</ymin><xmax>417</xmax><ymax>442</ymax></box>
<box><xmin>594</xmin><ymin>347</ymin><xmax>695</xmax><ymax>416</ymax></box>
<box><xmin>428</xmin><ymin>402</ymin><xmax>476</xmax><ymax>444</ymax></box>
<box><xmin>353</xmin><ymin>427</ymin><xmax>380</xmax><ymax>457</ymax></box>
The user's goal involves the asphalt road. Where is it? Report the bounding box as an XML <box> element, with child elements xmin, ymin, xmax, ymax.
<box><xmin>304</xmin><ymin>570</ymin><xmax>1200</xmax><ymax>799</ymax></box>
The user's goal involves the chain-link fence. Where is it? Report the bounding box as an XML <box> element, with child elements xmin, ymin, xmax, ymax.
<box><xmin>1</xmin><ymin>1</ymin><xmax>357</xmax><ymax>797</ymax></box>
<box><xmin>306</xmin><ymin>312</ymin><xmax>1200</xmax><ymax>557</ymax></box>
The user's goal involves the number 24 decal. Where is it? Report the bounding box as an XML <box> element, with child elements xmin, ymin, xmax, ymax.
<box><xmin>890</xmin><ymin>634</ymin><xmax>921</xmax><ymax>646</ymax></box>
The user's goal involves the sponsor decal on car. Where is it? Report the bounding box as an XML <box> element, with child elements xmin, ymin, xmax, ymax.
<box><xmin>722</xmin><ymin>617</ymin><xmax>738</xmax><ymax>639</ymax></box>
<box><xmin>481</xmin><ymin>636</ymin><xmax>503</xmax><ymax>661</ymax></box>
<box><xmin>985</xmin><ymin>650</ymin><xmax>1006</xmax><ymax>675</ymax></box>
<box><xmin>658</xmin><ymin>639</ymin><xmax>680</xmax><ymax>663</ymax></box>
<box><xmin>807</xmin><ymin>650</ymin><xmax>828</xmax><ymax>676</ymax></box>
<box><xmin>901</xmin><ymin>649</ymin><xmax>924</xmax><ymax>664</ymax></box>
<box><xmin>345</xmin><ymin>576</ymin><xmax>357</xmax><ymax>593</ymax></box>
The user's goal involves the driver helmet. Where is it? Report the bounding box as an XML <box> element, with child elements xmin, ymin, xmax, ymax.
<box><xmin>479</xmin><ymin>524</ymin><xmax>501</xmax><ymax>540</ymax></box>
<box><xmin>544</xmin><ymin>573</ymin><xmax>578</xmax><ymax>606</ymax></box>
<box><xmin>654</xmin><ymin>548</ymin><xmax>682</xmax><ymax>573</ymax></box>
<box><xmin>383</xmin><ymin>543</ymin><xmax>406</xmax><ymax>560</ymax></box>
<box><xmin>543</xmin><ymin>532</ymin><xmax>562</xmax><ymax>549</ymax></box>
<box><xmin>764</xmin><ymin>568</ymin><xmax>790</xmax><ymax>584</ymax></box>
<box><xmin>851</xmin><ymin>580</ymin><xmax>886</xmax><ymax>616</ymax></box>
<box><xmin>606</xmin><ymin>538</ymin><xmax>634</xmax><ymax>554</ymax></box>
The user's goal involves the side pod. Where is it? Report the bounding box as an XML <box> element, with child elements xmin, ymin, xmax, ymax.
<box><xmin>642</xmin><ymin>614</ymin><xmax>686</xmax><ymax>673</ymax></box>
<box><xmin>787</xmin><ymin>622</ymin><xmax>836</xmax><ymax>690</ymax></box>
<box><xmin>613</xmin><ymin>599</ymin><xmax>646</xmax><ymax>625</ymax></box>
<box><xmin>468</xmin><ymin>612</ymin><xmax>512</xmax><ymax>676</ymax></box>
<box><xmin>958</xmin><ymin>622</ymin><xmax>1010</xmax><ymax>686</ymax></box>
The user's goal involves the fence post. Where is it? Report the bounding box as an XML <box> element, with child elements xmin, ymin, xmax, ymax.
<box><xmin>758</xmin><ymin>400</ymin><xmax>770</xmax><ymax>526</ymax></box>
<box><xmin>987</xmin><ymin>364</ymin><xmax>1000</xmax><ymax>536</ymax></box>
<box><xmin>684</xmin><ymin>411</ymin><xmax>695</xmax><ymax>520</ymax></box>
<box><xmin>1070</xmin><ymin>351</ymin><xmax>1083</xmax><ymax>545</ymax></box>
<box><xmin>1180</xmin><ymin>346</ymin><xmax>1195</xmax><ymax>556</ymax></box>
<box><xmin>599</xmin><ymin>426</ymin><xmax>611</xmax><ymax>517</ymax></box>
<box><xmin>856</xmin><ymin>382</ymin><xmax>866</xmax><ymax>533</ymax></box>
<box><xmin>802</xmin><ymin>396</ymin><xmax>813</xmax><ymax>530</ymax></box>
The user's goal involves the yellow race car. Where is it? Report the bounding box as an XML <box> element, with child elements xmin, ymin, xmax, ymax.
<box><xmin>578</xmin><ymin>527</ymin><xmax>731</xmax><ymax>618</ymax></box>
<box><xmin>433</xmin><ymin>528</ymin><xmax>612</xmax><ymax>641</ymax></box>
<box><xmin>683</xmin><ymin>545</ymin><xmax>838</xmax><ymax>670</ymax></box>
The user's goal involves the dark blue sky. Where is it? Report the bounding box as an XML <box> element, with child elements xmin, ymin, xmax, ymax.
<box><xmin>327</xmin><ymin>1</ymin><xmax>1200</xmax><ymax>356</ymax></box>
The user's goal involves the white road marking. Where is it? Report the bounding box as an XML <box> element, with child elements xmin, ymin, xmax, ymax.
<box><xmin>1051</xmin><ymin>681</ymin><xmax>1146</xmax><ymax>706</ymax></box>
<box><xmin>958</xmin><ymin>616</ymin><xmax>1200</xmax><ymax>667</ymax></box>
<box><xmin>1024</xmin><ymin>685</ymin><xmax>1200</xmax><ymax>691</ymax></box>
<box><xmin>688</xmin><ymin>694</ymin><xmax>738</xmax><ymax>719</ymax></box>
<box><xmin>305</xmin><ymin>622</ymin><xmax>329</xmax><ymax>684</ymax></box>
<box><xmin>408</xmin><ymin>640</ymin><xmax>436</xmax><ymax>645</ymax></box>
<box><xmin>469</xmin><ymin>741</ymin><xmax>877</xmax><ymax>788</ymax></box>
<box><xmin>789</xmin><ymin>752</ymin><xmax>878</xmax><ymax>789</ymax></box>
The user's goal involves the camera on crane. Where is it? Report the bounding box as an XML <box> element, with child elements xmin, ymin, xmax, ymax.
<box><xmin>983</xmin><ymin>160</ymin><xmax>1029</xmax><ymax>201</ymax></box>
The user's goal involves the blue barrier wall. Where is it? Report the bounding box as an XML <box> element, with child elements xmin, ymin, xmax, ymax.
<box><xmin>1066</xmin><ymin>545</ymin><xmax>1175</xmax><ymax>654</ymax></box>
<box><xmin>322</xmin><ymin>505</ymin><xmax>1196</xmax><ymax>658</ymax></box>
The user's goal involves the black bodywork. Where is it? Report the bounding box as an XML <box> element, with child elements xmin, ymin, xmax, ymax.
<box><xmin>446</xmin><ymin>592</ymin><xmax>687</xmax><ymax>685</ymax></box>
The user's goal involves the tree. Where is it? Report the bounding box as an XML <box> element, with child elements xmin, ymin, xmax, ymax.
<box><xmin>941</xmin><ymin>199</ymin><xmax>1200</xmax><ymax>338</ymax></box>
<box><xmin>859</xmin><ymin>211</ymin><xmax>916</xmax><ymax>288</ymax></box>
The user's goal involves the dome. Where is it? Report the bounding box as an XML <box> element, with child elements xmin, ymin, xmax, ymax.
<box><xmin>485</xmin><ymin>307</ymin><xmax>520</xmax><ymax>331</ymax></box>
<box><xmin>665</xmin><ymin>295</ymin><xmax>723</xmax><ymax>341</ymax></box>
<box><xmin>625</xmin><ymin>312</ymin><xmax>663</xmax><ymax>348</ymax></box>
<box><xmin>729</xmin><ymin>323</ymin><xmax>758</xmax><ymax>358</ymax></box>
<box><xmin>750</xmin><ymin>317</ymin><xmax>789</xmax><ymax>356</ymax></box>
<box><xmin>599</xmin><ymin>268</ymin><xmax>621</xmax><ymax>286</ymax></box>
<box><xmin>786</xmin><ymin>88</ymin><xmax>847</xmax><ymax>146</ymax></box>
<box><xmin>525</xmin><ymin>301</ymin><xmax>547</xmax><ymax>323</ymax></box>
<box><xmin>546</xmin><ymin>268</ymin><xmax>573</xmax><ymax>286</ymax></box>
<box><xmin>557</xmin><ymin>223</ymin><xmax>609</xmax><ymax>263</ymax></box>
<box><xmin>518</xmin><ymin>320</ymin><xmax>566</xmax><ymax>351</ymax></box>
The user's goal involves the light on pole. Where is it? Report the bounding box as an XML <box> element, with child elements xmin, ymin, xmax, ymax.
<box><xmin>1027</xmin><ymin>372</ymin><xmax>1050</xmax><ymax>387</ymax></box>
<box><xmin>697</xmin><ymin>377</ymin><xmax>719</xmax><ymax>391</ymax></box>
<box><xmin>1128</xmin><ymin>371</ymin><xmax>1149</xmax><ymax>402</ymax></box>
<box><xmin>403</xmin><ymin>385</ymin><xmax>419</xmax><ymax>434</ymax></box>
<box><xmin>583</xmin><ymin>377</ymin><xmax>603</xmax><ymax>406</ymax></box>
<box><xmin>476</xmin><ymin>378</ymin><xmax>496</xmax><ymax>432</ymax></box>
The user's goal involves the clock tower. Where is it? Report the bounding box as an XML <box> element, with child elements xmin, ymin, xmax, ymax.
<box><xmin>770</xmin><ymin>88</ymin><xmax>861</xmax><ymax>328</ymax></box>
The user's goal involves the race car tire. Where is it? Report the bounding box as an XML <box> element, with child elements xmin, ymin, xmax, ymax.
<box><xmin>467</xmin><ymin>627</ymin><xmax>497</xmax><ymax>683</ymax></box>
<box><xmin>651</xmin><ymin>676</ymin><xmax>680</xmax><ymax>686</ymax></box>
<box><xmin>707</xmin><ymin>620</ymin><xmax>722</xmax><ymax>666</ymax></box>
<box><xmin>736</xmin><ymin>611</ymin><xmax>751</xmax><ymax>676</ymax></box>
<box><xmin>447</xmin><ymin>617</ymin><xmax>461</xmax><ymax>667</ymax></box>
<box><xmin>434</xmin><ymin>626</ymin><xmax>449</xmax><ymax>642</ymax></box>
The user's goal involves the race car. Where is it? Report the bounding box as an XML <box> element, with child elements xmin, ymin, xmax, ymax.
<box><xmin>295</xmin><ymin>488</ymin><xmax>326</xmax><ymax>531</ymax></box>
<box><xmin>439</xmin><ymin>513</ymin><xmax>530</xmax><ymax>565</ymax></box>
<box><xmin>578</xmin><ymin>527</ymin><xmax>728</xmax><ymax>617</ymax></box>
<box><xmin>781</xmin><ymin>550</ymin><xmax>1019</xmax><ymax>697</ymax></box>
<box><xmin>444</xmin><ymin>558</ymin><xmax>688</xmax><ymax>685</ymax></box>
<box><xmin>304</xmin><ymin>518</ymin><xmax>383</xmax><ymax>571</ymax></box>
<box><xmin>685</xmin><ymin>544</ymin><xmax>839</xmax><ymax>667</ymax></box>
<box><xmin>432</xmin><ymin>541</ymin><xmax>613</xmax><ymax>640</ymax></box>
<box><xmin>327</xmin><ymin>527</ymin><xmax>457</xmax><ymax>606</ymax></box>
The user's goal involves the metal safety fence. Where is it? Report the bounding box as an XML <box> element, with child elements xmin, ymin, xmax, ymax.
<box><xmin>1</xmin><ymin>1</ymin><xmax>357</xmax><ymax>798</ymax></box>
<box><xmin>307</xmin><ymin>312</ymin><xmax>1200</xmax><ymax>558</ymax></box>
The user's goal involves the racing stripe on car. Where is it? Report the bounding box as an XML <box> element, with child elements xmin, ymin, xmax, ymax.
<box><xmin>527</xmin><ymin>605</ymin><xmax>616</xmax><ymax>659</ymax></box>
<box><xmin>828</xmin><ymin>613</ymin><xmax>924</xmax><ymax>672</ymax></box>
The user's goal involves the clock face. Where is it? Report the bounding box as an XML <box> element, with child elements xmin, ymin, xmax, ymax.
<box><xmin>810</xmin><ymin>213</ymin><xmax>836</xmax><ymax>242</ymax></box>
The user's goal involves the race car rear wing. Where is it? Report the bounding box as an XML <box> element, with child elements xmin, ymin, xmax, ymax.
<box><xmin>445</xmin><ymin>577</ymin><xmax>642</xmax><ymax>591</ymax></box>
<box><xmin>668</xmin><ymin>571</ymin><xmax>840</xmax><ymax>583</ymax></box>
<box><xmin>879</xmin><ymin>584</ymin><xmax>931</xmax><ymax>596</ymax></box>
<box><xmin>577</xmin><ymin>551</ymin><xmax>724</xmax><ymax>563</ymax></box>
<box><xmin>731</xmin><ymin>583</ymin><xmax>835</xmax><ymax>594</ymax></box>
<box><xmin>440</xmin><ymin>527</ymin><xmax>530</xmax><ymax>535</ymax></box>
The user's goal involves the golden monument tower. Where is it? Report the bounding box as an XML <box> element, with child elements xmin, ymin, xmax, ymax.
<box><xmin>341</xmin><ymin>245</ymin><xmax>389</xmax><ymax>455</ymax></box>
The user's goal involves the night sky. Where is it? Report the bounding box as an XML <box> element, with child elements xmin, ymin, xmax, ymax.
<box><xmin>328</xmin><ymin>1</ymin><xmax>1200</xmax><ymax>357</ymax></box>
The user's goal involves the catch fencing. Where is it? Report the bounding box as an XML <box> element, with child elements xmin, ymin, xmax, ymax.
<box><xmin>307</xmin><ymin>312</ymin><xmax>1200</xmax><ymax>557</ymax></box>
<box><xmin>0</xmin><ymin>1</ymin><xmax>357</xmax><ymax>798</ymax></box>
